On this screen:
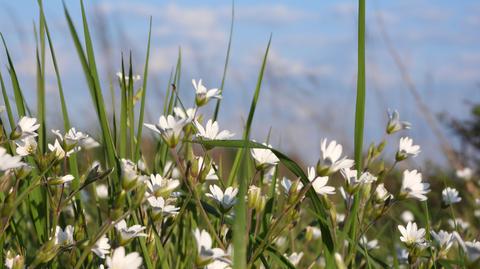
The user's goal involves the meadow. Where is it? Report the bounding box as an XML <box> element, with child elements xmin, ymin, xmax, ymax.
<box><xmin>0</xmin><ymin>1</ymin><xmax>479</xmax><ymax>268</ymax></box>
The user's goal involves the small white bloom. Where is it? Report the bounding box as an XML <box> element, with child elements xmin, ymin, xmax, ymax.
<box><xmin>400</xmin><ymin>211</ymin><xmax>415</xmax><ymax>223</ymax></box>
<box><xmin>398</xmin><ymin>222</ymin><xmax>425</xmax><ymax>246</ymax></box>
<box><xmin>0</xmin><ymin>147</ymin><xmax>24</xmax><ymax>171</ymax></box>
<box><xmin>15</xmin><ymin>136</ymin><xmax>37</xmax><ymax>156</ymax></box>
<box><xmin>173</xmin><ymin>106</ymin><xmax>197</xmax><ymax>122</ymax></box>
<box><xmin>305</xmin><ymin>226</ymin><xmax>322</xmax><ymax>240</ymax></box>
<box><xmin>285</xmin><ymin>252</ymin><xmax>303</xmax><ymax>266</ymax></box>
<box><xmin>340</xmin><ymin>168</ymin><xmax>377</xmax><ymax>193</ymax></box>
<box><xmin>96</xmin><ymin>184</ymin><xmax>109</xmax><ymax>199</ymax></box>
<box><xmin>120</xmin><ymin>159</ymin><xmax>139</xmax><ymax>189</ymax></box>
<box><xmin>195</xmin><ymin>120</ymin><xmax>234</xmax><ymax>140</ymax></box>
<box><xmin>48</xmin><ymin>139</ymin><xmax>74</xmax><ymax>159</ymax></box>
<box><xmin>146</xmin><ymin>174</ymin><xmax>180</xmax><ymax>197</ymax></box>
<box><xmin>464</xmin><ymin>240</ymin><xmax>480</xmax><ymax>261</ymax></box>
<box><xmin>4</xmin><ymin>250</ymin><xmax>23</xmax><ymax>269</ymax></box>
<box><xmin>193</xmin><ymin>228</ymin><xmax>226</xmax><ymax>264</ymax></box>
<box><xmin>281</xmin><ymin>177</ymin><xmax>302</xmax><ymax>194</ymax></box>
<box><xmin>400</xmin><ymin>170</ymin><xmax>430</xmax><ymax>201</ymax></box>
<box><xmin>92</xmin><ymin>235</ymin><xmax>111</xmax><ymax>259</ymax></box>
<box><xmin>251</xmin><ymin>144</ymin><xmax>279</xmax><ymax>170</ymax></box>
<box><xmin>360</xmin><ymin>236</ymin><xmax>379</xmax><ymax>250</ymax></box>
<box><xmin>317</xmin><ymin>139</ymin><xmax>354</xmax><ymax>176</ymax></box>
<box><xmin>54</xmin><ymin>225</ymin><xmax>74</xmax><ymax>245</ymax></box>
<box><xmin>48</xmin><ymin>174</ymin><xmax>75</xmax><ymax>185</ymax></box>
<box><xmin>206</xmin><ymin>185</ymin><xmax>238</xmax><ymax>211</ymax></box>
<box><xmin>205</xmin><ymin>259</ymin><xmax>232</xmax><ymax>269</ymax></box>
<box><xmin>442</xmin><ymin>187</ymin><xmax>461</xmax><ymax>205</ymax></box>
<box><xmin>396</xmin><ymin>137</ymin><xmax>420</xmax><ymax>160</ymax></box>
<box><xmin>456</xmin><ymin>167</ymin><xmax>473</xmax><ymax>181</ymax></box>
<box><xmin>106</xmin><ymin>246</ymin><xmax>142</xmax><ymax>269</ymax></box>
<box><xmin>307</xmin><ymin>167</ymin><xmax>335</xmax><ymax>195</ymax></box>
<box><xmin>116</xmin><ymin>72</ymin><xmax>141</xmax><ymax>82</ymax></box>
<box><xmin>15</xmin><ymin>116</ymin><xmax>40</xmax><ymax>139</ymax></box>
<box><xmin>430</xmin><ymin>230</ymin><xmax>454</xmax><ymax>251</ymax></box>
<box><xmin>448</xmin><ymin>218</ymin><xmax>470</xmax><ymax>231</ymax></box>
<box><xmin>147</xmin><ymin>196</ymin><xmax>180</xmax><ymax>216</ymax></box>
<box><xmin>115</xmin><ymin>220</ymin><xmax>147</xmax><ymax>243</ymax></box>
<box><xmin>375</xmin><ymin>183</ymin><xmax>393</xmax><ymax>202</ymax></box>
<box><xmin>386</xmin><ymin>109</ymin><xmax>411</xmax><ymax>134</ymax></box>
<box><xmin>145</xmin><ymin>115</ymin><xmax>186</xmax><ymax>147</ymax></box>
<box><xmin>192</xmin><ymin>79</ymin><xmax>221</xmax><ymax>106</ymax></box>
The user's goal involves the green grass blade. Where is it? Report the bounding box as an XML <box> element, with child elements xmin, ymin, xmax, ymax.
<box><xmin>227</xmin><ymin>35</ymin><xmax>271</xmax><ymax>186</ymax></box>
<box><xmin>36</xmin><ymin>0</ymin><xmax>46</xmax><ymax>153</ymax></box>
<box><xmin>213</xmin><ymin>2</ymin><xmax>234</xmax><ymax>121</ymax></box>
<box><xmin>0</xmin><ymin>71</ymin><xmax>15</xmax><ymax>130</ymax></box>
<box><xmin>134</xmin><ymin>17</ymin><xmax>152</xmax><ymax>162</ymax></box>
<box><xmin>354</xmin><ymin>0</ymin><xmax>366</xmax><ymax>174</ymax></box>
<box><xmin>0</xmin><ymin>33</ymin><xmax>27</xmax><ymax>117</ymax></box>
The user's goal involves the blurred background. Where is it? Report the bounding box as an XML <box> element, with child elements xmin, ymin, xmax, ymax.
<box><xmin>0</xmin><ymin>0</ymin><xmax>479</xmax><ymax>167</ymax></box>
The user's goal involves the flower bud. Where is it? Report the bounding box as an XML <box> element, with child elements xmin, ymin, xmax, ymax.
<box><xmin>248</xmin><ymin>186</ymin><xmax>266</xmax><ymax>212</ymax></box>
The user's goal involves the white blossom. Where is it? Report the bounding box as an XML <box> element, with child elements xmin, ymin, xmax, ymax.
<box><xmin>193</xmin><ymin>228</ymin><xmax>226</xmax><ymax>265</ymax></box>
<box><xmin>398</xmin><ymin>222</ymin><xmax>425</xmax><ymax>246</ymax></box>
<box><xmin>206</xmin><ymin>185</ymin><xmax>238</xmax><ymax>211</ymax></box>
<box><xmin>147</xmin><ymin>196</ymin><xmax>180</xmax><ymax>216</ymax></box>
<box><xmin>430</xmin><ymin>230</ymin><xmax>454</xmax><ymax>251</ymax></box>
<box><xmin>54</xmin><ymin>225</ymin><xmax>74</xmax><ymax>245</ymax></box>
<box><xmin>456</xmin><ymin>167</ymin><xmax>473</xmax><ymax>181</ymax></box>
<box><xmin>317</xmin><ymin>139</ymin><xmax>354</xmax><ymax>176</ymax></box>
<box><xmin>400</xmin><ymin>170</ymin><xmax>430</xmax><ymax>201</ymax></box>
<box><xmin>442</xmin><ymin>187</ymin><xmax>461</xmax><ymax>205</ymax></box>
<box><xmin>105</xmin><ymin>246</ymin><xmax>142</xmax><ymax>269</ymax></box>
<box><xmin>145</xmin><ymin>115</ymin><xmax>186</xmax><ymax>147</ymax></box>
<box><xmin>15</xmin><ymin>116</ymin><xmax>40</xmax><ymax>139</ymax></box>
<box><xmin>386</xmin><ymin>109</ymin><xmax>411</xmax><ymax>134</ymax></box>
<box><xmin>15</xmin><ymin>136</ymin><xmax>37</xmax><ymax>156</ymax></box>
<box><xmin>115</xmin><ymin>220</ymin><xmax>147</xmax><ymax>243</ymax></box>
<box><xmin>251</xmin><ymin>144</ymin><xmax>279</xmax><ymax>170</ymax></box>
<box><xmin>307</xmin><ymin>166</ymin><xmax>335</xmax><ymax>195</ymax></box>
<box><xmin>397</xmin><ymin>137</ymin><xmax>420</xmax><ymax>160</ymax></box>
<box><xmin>146</xmin><ymin>174</ymin><xmax>180</xmax><ymax>197</ymax></box>
<box><xmin>195</xmin><ymin>120</ymin><xmax>234</xmax><ymax>140</ymax></box>
<box><xmin>192</xmin><ymin>79</ymin><xmax>221</xmax><ymax>106</ymax></box>
<box><xmin>0</xmin><ymin>147</ymin><xmax>24</xmax><ymax>171</ymax></box>
<box><xmin>92</xmin><ymin>235</ymin><xmax>111</xmax><ymax>259</ymax></box>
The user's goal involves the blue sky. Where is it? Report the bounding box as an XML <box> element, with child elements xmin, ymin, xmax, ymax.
<box><xmin>1</xmin><ymin>0</ymin><xmax>479</xmax><ymax>165</ymax></box>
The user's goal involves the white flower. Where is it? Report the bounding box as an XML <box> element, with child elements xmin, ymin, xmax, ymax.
<box><xmin>92</xmin><ymin>235</ymin><xmax>111</xmax><ymax>259</ymax></box>
<box><xmin>360</xmin><ymin>236</ymin><xmax>379</xmax><ymax>250</ymax></box>
<box><xmin>146</xmin><ymin>174</ymin><xmax>180</xmax><ymax>197</ymax></box>
<box><xmin>442</xmin><ymin>187</ymin><xmax>461</xmax><ymax>205</ymax></box>
<box><xmin>115</xmin><ymin>220</ymin><xmax>147</xmax><ymax>243</ymax></box>
<box><xmin>464</xmin><ymin>240</ymin><xmax>480</xmax><ymax>261</ymax></box>
<box><xmin>448</xmin><ymin>218</ymin><xmax>469</xmax><ymax>231</ymax></box>
<box><xmin>96</xmin><ymin>184</ymin><xmax>109</xmax><ymax>199</ymax></box>
<box><xmin>48</xmin><ymin>174</ymin><xmax>75</xmax><ymax>185</ymax></box>
<box><xmin>147</xmin><ymin>196</ymin><xmax>180</xmax><ymax>216</ymax></box>
<box><xmin>281</xmin><ymin>177</ymin><xmax>302</xmax><ymax>194</ymax></box>
<box><xmin>106</xmin><ymin>246</ymin><xmax>142</xmax><ymax>269</ymax></box>
<box><xmin>251</xmin><ymin>144</ymin><xmax>279</xmax><ymax>170</ymax></box>
<box><xmin>206</xmin><ymin>185</ymin><xmax>238</xmax><ymax>211</ymax></box>
<box><xmin>193</xmin><ymin>228</ymin><xmax>226</xmax><ymax>264</ymax></box>
<box><xmin>48</xmin><ymin>139</ymin><xmax>74</xmax><ymax>159</ymax></box>
<box><xmin>307</xmin><ymin>166</ymin><xmax>335</xmax><ymax>195</ymax></box>
<box><xmin>0</xmin><ymin>147</ymin><xmax>24</xmax><ymax>171</ymax></box>
<box><xmin>15</xmin><ymin>136</ymin><xmax>37</xmax><ymax>156</ymax></box>
<box><xmin>375</xmin><ymin>183</ymin><xmax>393</xmax><ymax>202</ymax></box>
<box><xmin>398</xmin><ymin>222</ymin><xmax>425</xmax><ymax>246</ymax></box>
<box><xmin>144</xmin><ymin>115</ymin><xmax>186</xmax><ymax>147</ymax></box>
<box><xmin>116</xmin><ymin>72</ymin><xmax>141</xmax><ymax>82</ymax></box>
<box><xmin>386</xmin><ymin>109</ymin><xmax>411</xmax><ymax>134</ymax></box>
<box><xmin>195</xmin><ymin>120</ymin><xmax>234</xmax><ymax>140</ymax></box>
<box><xmin>430</xmin><ymin>230</ymin><xmax>454</xmax><ymax>251</ymax></box>
<box><xmin>305</xmin><ymin>226</ymin><xmax>322</xmax><ymax>240</ymax></box>
<box><xmin>396</xmin><ymin>137</ymin><xmax>420</xmax><ymax>160</ymax></box>
<box><xmin>401</xmin><ymin>211</ymin><xmax>415</xmax><ymax>223</ymax></box>
<box><xmin>120</xmin><ymin>159</ymin><xmax>139</xmax><ymax>189</ymax></box>
<box><xmin>340</xmin><ymin>168</ymin><xmax>377</xmax><ymax>193</ymax></box>
<box><xmin>173</xmin><ymin>106</ymin><xmax>197</xmax><ymax>122</ymax></box>
<box><xmin>205</xmin><ymin>260</ymin><xmax>232</xmax><ymax>269</ymax></box>
<box><xmin>192</xmin><ymin>79</ymin><xmax>221</xmax><ymax>106</ymax></box>
<box><xmin>54</xmin><ymin>225</ymin><xmax>74</xmax><ymax>245</ymax></box>
<box><xmin>4</xmin><ymin>251</ymin><xmax>23</xmax><ymax>269</ymax></box>
<box><xmin>456</xmin><ymin>167</ymin><xmax>473</xmax><ymax>181</ymax></box>
<box><xmin>317</xmin><ymin>139</ymin><xmax>354</xmax><ymax>176</ymax></box>
<box><xmin>400</xmin><ymin>170</ymin><xmax>430</xmax><ymax>201</ymax></box>
<box><xmin>285</xmin><ymin>252</ymin><xmax>303</xmax><ymax>266</ymax></box>
<box><xmin>14</xmin><ymin>116</ymin><xmax>40</xmax><ymax>139</ymax></box>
